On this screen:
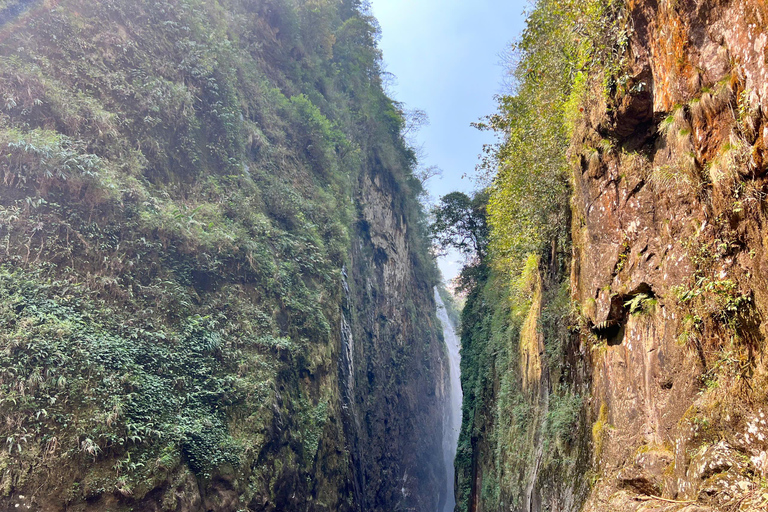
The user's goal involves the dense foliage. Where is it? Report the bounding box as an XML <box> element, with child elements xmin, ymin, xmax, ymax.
<box><xmin>0</xmin><ymin>0</ymin><xmax>438</xmax><ymax>508</ymax></box>
<box><xmin>430</xmin><ymin>191</ymin><xmax>489</xmax><ymax>260</ymax></box>
<box><xmin>452</xmin><ymin>0</ymin><xmax>625</xmax><ymax>509</ymax></box>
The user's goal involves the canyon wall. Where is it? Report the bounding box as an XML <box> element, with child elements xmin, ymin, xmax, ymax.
<box><xmin>576</xmin><ymin>1</ymin><xmax>768</xmax><ymax>509</ymax></box>
<box><xmin>0</xmin><ymin>1</ymin><xmax>448</xmax><ymax>510</ymax></box>
<box><xmin>457</xmin><ymin>1</ymin><xmax>768</xmax><ymax>511</ymax></box>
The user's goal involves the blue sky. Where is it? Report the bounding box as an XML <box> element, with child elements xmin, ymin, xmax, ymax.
<box><xmin>369</xmin><ymin>0</ymin><xmax>528</xmax><ymax>282</ymax></box>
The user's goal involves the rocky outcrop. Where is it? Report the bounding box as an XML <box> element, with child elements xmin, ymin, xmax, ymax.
<box><xmin>572</xmin><ymin>0</ymin><xmax>768</xmax><ymax>510</ymax></box>
<box><xmin>344</xmin><ymin>170</ymin><xmax>448</xmax><ymax>512</ymax></box>
<box><xmin>457</xmin><ymin>1</ymin><xmax>768</xmax><ymax>511</ymax></box>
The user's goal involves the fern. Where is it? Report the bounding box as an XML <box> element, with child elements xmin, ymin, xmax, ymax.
<box><xmin>625</xmin><ymin>293</ymin><xmax>656</xmax><ymax>315</ymax></box>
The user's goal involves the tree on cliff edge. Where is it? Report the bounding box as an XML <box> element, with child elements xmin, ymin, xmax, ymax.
<box><xmin>430</xmin><ymin>190</ymin><xmax>489</xmax><ymax>261</ymax></box>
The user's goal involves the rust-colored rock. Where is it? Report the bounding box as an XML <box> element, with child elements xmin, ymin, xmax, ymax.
<box><xmin>574</xmin><ymin>0</ymin><xmax>768</xmax><ymax>511</ymax></box>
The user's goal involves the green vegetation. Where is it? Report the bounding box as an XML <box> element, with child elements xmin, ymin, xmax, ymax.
<box><xmin>0</xmin><ymin>0</ymin><xmax>438</xmax><ymax>508</ymax></box>
<box><xmin>430</xmin><ymin>191</ymin><xmax>489</xmax><ymax>259</ymax></box>
<box><xmin>475</xmin><ymin>0</ymin><xmax>624</xmax><ymax>274</ymax></box>
<box><xmin>0</xmin><ymin>269</ymin><xmax>245</xmax><ymax>481</ymax></box>
<box><xmin>442</xmin><ymin>0</ymin><xmax>627</xmax><ymax>509</ymax></box>
<box><xmin>672</xmin><ymin>230</ymin><xmax>755</xmax><ymax>396</ymax></box>
<box><xmin>625</xmin><ymin>292</ymin><xmax>657</xmax><ymax>315</ymax></box>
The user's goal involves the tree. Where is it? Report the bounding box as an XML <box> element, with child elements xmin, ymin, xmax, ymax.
<box><xmin>430</xmin><ymin>191</ymin><xmax>489</xmax><ymax>259</ymax></box>
<box><xmin>415</xmin><ymin>164</ymin><xmax>442</xmax><ymax>187</ymax></box>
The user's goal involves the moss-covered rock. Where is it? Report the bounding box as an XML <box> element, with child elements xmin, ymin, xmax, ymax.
<box><xmin>0</xmin><ymin>1</ymin><xmax>448</xmax><ymax>510</ymax></box>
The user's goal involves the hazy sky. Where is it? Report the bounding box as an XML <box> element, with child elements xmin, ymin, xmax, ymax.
<box><xmin>369</xmin><ymin>0</ymin><xmax>528</xmax><ymax>282</ymax></box>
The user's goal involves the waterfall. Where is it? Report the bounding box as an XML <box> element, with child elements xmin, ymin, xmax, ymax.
<box><xmin>434</xmin><ymin>288</ymin><xmax>462</xmax><ymax>512</ymax></box>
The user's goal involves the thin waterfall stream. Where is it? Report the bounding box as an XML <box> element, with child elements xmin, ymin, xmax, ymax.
<box><xmin>434</xmin><ymin>288</ymin><xmax>462</xmax><ymax>512</ymax></box>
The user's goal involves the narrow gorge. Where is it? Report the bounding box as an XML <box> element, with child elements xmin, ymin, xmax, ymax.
<box><xmin>435</xmin><ymin>288</ymin><xmax>462</xmax><ymax>512</ymax></box>
<box><xmin>1</xmin><ymin>0</ymin><xmax>768</xmax><ymax>512</ymax></box>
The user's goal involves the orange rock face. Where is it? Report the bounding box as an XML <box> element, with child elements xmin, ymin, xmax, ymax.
<box><xmin>572</xmin><ymin>0</ymin><xmax>768</xmax><ymax>510</ymax></box>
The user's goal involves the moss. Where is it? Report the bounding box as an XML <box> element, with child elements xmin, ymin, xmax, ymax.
<box><xmin>0</xmin><ymin>0</ymin><xmax>440</xmax><ymax>508</ymax></box>
<box><xmin>592</xmin><ymin>402</ymin><xmax>609</xmax><ymax>461</ymax></box>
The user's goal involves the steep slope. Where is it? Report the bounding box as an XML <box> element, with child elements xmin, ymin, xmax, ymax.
<box><xmin>0</xmin><ymin>0</ymin><xmax>448</xmax><ymax>510</ymax></box>
<box><xmin>575</xmin><ymin>1</ymin><xmax>768</xmax><ymax>509</ymax></box>
<box><xmin>457</xmin><ymin>0</ymin><xmax>768</xmax><ymax>511</ymax></box>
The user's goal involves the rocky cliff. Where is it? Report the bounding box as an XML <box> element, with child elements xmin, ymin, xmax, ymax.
<box><xmin>457</xmin><ymin>0</ymin><xmax>768</xmax><ymax>511</ymax></box>
<box><xmin>0</xmin><ymin>1</ymin><xmax>448</xmax><ymax>510</ymax></box>
<box><xmin>575</xmin><ymin>1</ymin><xmax>768</xmax><ymax>509</ymax></box>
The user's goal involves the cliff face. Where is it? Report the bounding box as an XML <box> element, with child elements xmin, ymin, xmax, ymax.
<box><xmin>575</xmin><ymin>1</ymin><xmax>768</xmax><ymax>509</ymax></box>
<box><xmin>344</xmin><ymin>169</ymin><xmax>447</xmax><ymax>512</ymax></box>
<box><xmin>457</xmin><ymin>1</ymin><xmax>768</xmax><ymax>511</ymax></box>
<box><xmin>0</xmin><ymin>1</ymin><xmax>448</xmax><ymax>510</ymax></box>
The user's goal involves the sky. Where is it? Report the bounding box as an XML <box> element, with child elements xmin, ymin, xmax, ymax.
<box><xmin>369</xmin><ymin>0</ymin><xmax>528</xmax><ymax>283</ymax></box>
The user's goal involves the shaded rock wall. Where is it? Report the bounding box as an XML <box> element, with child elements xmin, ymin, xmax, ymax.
<box><xmin>344</xmin><ymin>169</ymin><xmax>448</xmax><ymax>512</ymax></box>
